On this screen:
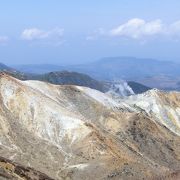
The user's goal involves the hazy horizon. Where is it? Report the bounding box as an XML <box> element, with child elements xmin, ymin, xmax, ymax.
<box><xmin>4</xmin><ymin>56</ymin><xmax>179</xmax><ymax>67</ymax></box>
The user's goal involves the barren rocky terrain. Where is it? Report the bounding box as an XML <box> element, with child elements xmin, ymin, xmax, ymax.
<box><xmin>0</xmin><ymin>73</ymin><xmax>179</xmax><ymax>179</ymax></box>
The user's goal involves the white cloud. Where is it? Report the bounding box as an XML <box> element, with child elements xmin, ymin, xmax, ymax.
<box><xmin>88</xmin><ymin>18</ymin><xmax>180</xmax><ymax>41</ymax></box>
<box><xmin>21</xmin><ymin>27</ymin><xmax>64</xmax><ymax>40</ymax></box>
<box><xmin>110</xmin><ymin>18</ymin><xmax>164</xmax><ymax>39</ymax></box>
<box><xmin>0</xmin><ymin>36</ymin><xmax>9</xmax><ymax>44</ymax></box>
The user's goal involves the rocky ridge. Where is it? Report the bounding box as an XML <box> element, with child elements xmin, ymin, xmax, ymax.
<box><xmin>0</xmin><ymin>73</ymin><xmax>179</xmax><ymax>179</ymax></box>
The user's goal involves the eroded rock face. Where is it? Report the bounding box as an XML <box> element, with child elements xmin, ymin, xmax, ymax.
<box><xmin>0</xmin><ymin>73</ymin><xmax>179</xmax><ymax>180</ymax></box>
<box><xmin>122</xmin><ymin>89</ymin><xmax>180</xmax><ymax>135</ymax></box>
<box><xmin>0</xmin><ymin>156</ymin><xmax>53</xmax><ymax>180</ymax></box>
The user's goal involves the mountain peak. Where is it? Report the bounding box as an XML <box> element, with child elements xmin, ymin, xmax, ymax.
<box><xmin>123</xmin><ymin>88</ymin><xmax>180</xmax><ymax>135</ymax></box>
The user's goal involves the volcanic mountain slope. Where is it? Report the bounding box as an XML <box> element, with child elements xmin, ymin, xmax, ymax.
<box><xmin>0</xmin><ymin>73</ymin><xmax>179</xmax><ymax>179</ymax></box>
<box><xmin>0</xmin><ymin>156</ymin><xmax>53</xmax><ymax>180</ymax></box>
<box><xmin>122</xmin><ymin>89</ymin><xmax>180</xmax><ymax>135</ymax></box>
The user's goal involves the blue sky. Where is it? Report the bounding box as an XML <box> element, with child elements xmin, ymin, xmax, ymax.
<box><xmin>0</xmin><ymin>0</ymin><xmax>180</xmax><ymax>65</ymax></box>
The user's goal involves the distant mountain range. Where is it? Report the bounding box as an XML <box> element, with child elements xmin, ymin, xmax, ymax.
<box><xmin>13</xmin><ymin>57</ymin><xmax>180</xmax><ymax>90</ymax></box>
<box><xmin>13</xmin><ymin>57</ymin><xmax>180</xmax><ymax>78</ymax></box>
<box><xmin>0</xmin><ymin>62</ymin><xmax>152</xmax><ymax>95</ymax></box>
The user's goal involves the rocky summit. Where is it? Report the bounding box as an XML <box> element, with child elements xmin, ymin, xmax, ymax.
<box><xmin>0</xmin><ymin>73</ymin><xmax>179</xmax><ymax>180</ymax></box>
